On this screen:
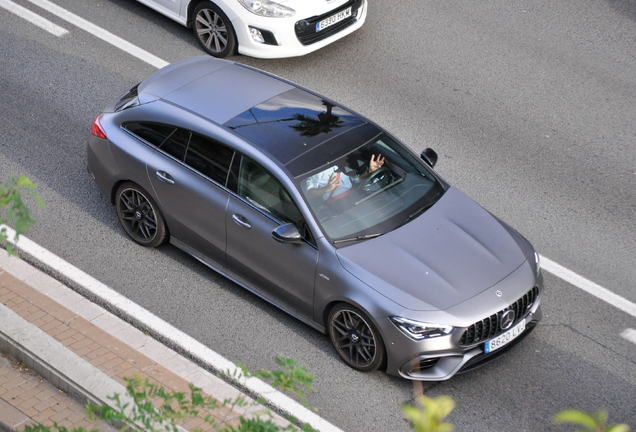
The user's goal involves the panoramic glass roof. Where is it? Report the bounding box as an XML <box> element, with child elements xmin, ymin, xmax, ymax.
<box><xmin>224</xmin><ymin>88</ymin><xmax>380</xmax><ymax>174</ymax></box>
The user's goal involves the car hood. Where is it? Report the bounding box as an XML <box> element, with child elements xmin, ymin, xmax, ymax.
<box><xmin>336</xmin><ymin>187</ymin><xmax>527</xmax><ymax>311</ymax></box>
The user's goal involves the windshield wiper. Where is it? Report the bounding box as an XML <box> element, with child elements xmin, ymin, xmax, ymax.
<box><xmin>333</xmin><ymin>233</ymin><xmax>383</xmax><ymax>244</ymax></box>
<box><xmin>399</xmin><ymin>201</ymin><xmax>436</xmax><ymax>228</ymax></box>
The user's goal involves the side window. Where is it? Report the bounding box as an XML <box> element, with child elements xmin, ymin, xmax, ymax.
<box><xmin>124</xmin><ymin>122</ymin><xmax>175</xmax><ymax>148</ymax></box>
<box><xmin>184</xmin><ymin>133</ymin><xmax>234</xmax><ymax>185</ymax></box>
<box><xmin>237</xmin><ymin>157</ymin><xmax>303</xmax><ymax>227</ymax></box>
<box><xmin>159</xmin><ymin>128</ymin><xmax>190</xmax><ymax>161</ymax></box>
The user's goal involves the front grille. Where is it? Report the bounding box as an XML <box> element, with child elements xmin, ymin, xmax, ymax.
<box><xmin>458</xmin><ymin>323</ymin><xmax>537</xmax><ymax>374</ymax></box>
<box><xmin>459</xmin><ymin>286</ymin><xmax>539</xmax><ymax>346</ymax></box>
<box><xmin>294</xmin><ymin>0</ymin><xmax>363</xmax><ymax>46</ymax></box>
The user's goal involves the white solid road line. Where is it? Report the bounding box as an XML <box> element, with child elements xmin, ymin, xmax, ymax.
<box><xmin>26</xmin><ymin>0</ymin><xmax>169</xmax><ymax>69</ymax></box>
<box><xmin>540</xmin><ymin>255</ymin><xmax>636</xmax><ymax>319</ymax></box>
<box><xmin>0</xmin><ymin>0</ymin><xmax>68</xmax><ymax>37</ymax></box>
<box><xmin>621</xmin><ymin>329</ymin><xmax>636</xmax><ymax>345</ymax></box>
<box><xmin>1</xmin><ymin>225</ymin><xmax>344</xmax><ymax>432</ymax></box>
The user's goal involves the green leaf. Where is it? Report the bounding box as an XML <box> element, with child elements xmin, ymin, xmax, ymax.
<box><xmin>553</xmin><ymin>409</ymin><xmax>599</xmax><ymax>429</ymax></box>
<box><xmin>0</xmin><ymin>175</ymin><xmax>42</xmax><ymax>256</ymax></box>
<box><xmin>606</xmin><ymin>425</ymin><xmax>630</xmax><ymax>432</ymax></box>
<box><xmin>403</xmin><ymin>395</ymin><xmax>455</xmax><ymax>432</ymax></box>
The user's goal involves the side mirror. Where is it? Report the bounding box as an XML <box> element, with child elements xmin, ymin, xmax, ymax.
<box><xmin>272</xmin><ymin>223</ymin><xmax>303</xmax><ymax>244</ymax></box>
<box><xmin>420</xmin><ymin>148</ymin><xmax>438</xmax><ymax>168</ymax></box>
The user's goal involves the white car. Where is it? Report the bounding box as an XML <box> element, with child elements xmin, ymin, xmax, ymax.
<box><xmin>136</xmin><ymin>0</ymin><xmax>367</xmax><ymax>58</ymax></box>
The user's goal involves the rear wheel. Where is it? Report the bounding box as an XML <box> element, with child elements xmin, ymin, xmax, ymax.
<box><xmin>193</xmin><ymin>1</ymin><xmax>236</xmax><ymax>58</ymax></box>
<box><xmin>328</xmin><ymin>303</ymin><xmax>386</xmax><ymax>372</ymax></box>
<box><xmin>115</xmin><ymin>182</ymin><xmax>167</xmax><ymax>248</ymax></box>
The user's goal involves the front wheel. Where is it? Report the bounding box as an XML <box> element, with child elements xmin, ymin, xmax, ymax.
<box><xmin>328</xmin><ymin>303</ymin><xmax>386</xmax><ymax>372</ymax></box>
<box><xmin>193</xmin><ymin>1</ymin><xmax>236</xmax><ymax>58</ymax></box>
<box><xmin>115</xmin><ymin>182</ymin><xmax>167</xmax><ymax>248</ymax></box>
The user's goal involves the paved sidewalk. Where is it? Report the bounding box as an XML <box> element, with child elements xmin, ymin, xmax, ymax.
<box><xmin>0</xmin><ymin>351</ymin><xmax>117</xmax><ymax>432</ymax></box>
<box><xmin>0</xmin><ymin>248</ymin><xmax>290</xmax><ymax>432</ymax></box>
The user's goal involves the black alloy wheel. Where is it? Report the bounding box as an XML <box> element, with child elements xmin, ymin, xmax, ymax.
<box><xmin>115</xmin><ymin>182</ymin><xmax>167</xmax><ymax>248</ymax></box>
<box><xmin>328</xmin><ymin>304</ymin><xmax>386</xmax><ymax>372</ymax></box>
<box><xmin>193</xmin><ymin>1</ymin><xmax>236</xmax><ymax>58</ymax></box>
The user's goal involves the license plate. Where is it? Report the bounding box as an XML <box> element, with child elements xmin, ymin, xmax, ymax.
<box><xmin>484</xmin><ymin>319</ymin><xmax>526</xmax><ymax>353</ymax></box>
<box><xmin>316</xmin><ymin>7</ymin><xmax>352</xmax><ymax>32</ymax></box>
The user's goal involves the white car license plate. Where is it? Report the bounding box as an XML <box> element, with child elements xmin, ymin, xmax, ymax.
<box><xmin>484</xmin><ymin>319</ymin><xmax>526</xmax><ymax>353</ymax></box>
<box><xmin>316</xmin><ymin>7</ymin><xmax>352</xmax><ymax>32</ymax></box>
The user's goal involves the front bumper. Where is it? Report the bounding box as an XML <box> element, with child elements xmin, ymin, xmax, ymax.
<box><xmin>233</xmin><ymin>0</ymin><xmax>367</xmax><ymax>58</ymax></box>
<box><xmin>379</xmin><ymin>307</ymin><xmax>542</xmax><ymax>381</ymax></box>
<box><xmin>400</xmin><ymin>309</ymin><xmax>541</xmax><ymax>380</ymax></box>
<box><xmin>379</xmin><ymin>266</ymin><xmax>544</xmax><ymax>381</ymax></box>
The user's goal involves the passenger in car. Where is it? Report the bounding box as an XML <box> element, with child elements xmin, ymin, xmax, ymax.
<box><xmin>303</xmin><ymin>154</ymin><xmax>385</xmax><ymax>204</ymax></box>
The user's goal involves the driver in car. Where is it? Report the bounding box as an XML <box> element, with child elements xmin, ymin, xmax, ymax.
<box><xmin>304</xmin><ymin>154</ymin><xmax>385</xmax><ymax>204</ymax></box>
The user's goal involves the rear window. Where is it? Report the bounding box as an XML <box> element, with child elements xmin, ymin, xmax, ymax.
<box><xmin>124</xmin><ymin>122</ymin><xmax>176</xmax><ymax>148</ymax></box>
<box><xmin>160</xmin><ymin>128</ymin><xmax>189</xmax><ymax>161</ymax></box>
<box><xmin>185</xmin><ymin>133</ymin><xmax>234</xmax><ymax>185</ymax></box>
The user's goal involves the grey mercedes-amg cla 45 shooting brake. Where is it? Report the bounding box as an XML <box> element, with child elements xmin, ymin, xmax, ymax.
<box><xmin>88</xmin><ymin>56</ymin><xmax>544</xmax><ymax>380</ymax></box>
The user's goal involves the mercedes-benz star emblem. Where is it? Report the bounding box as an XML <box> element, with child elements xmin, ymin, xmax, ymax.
<box><xmin>500</xmin><ymin>309</ymin><xmax>516</xmax><ymax>330</ymax></box>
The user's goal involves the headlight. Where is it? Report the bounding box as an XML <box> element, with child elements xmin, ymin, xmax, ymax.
<box><xmin>237</xmin><ymin>0</ymin><xmax>295</xmax><ymax>17</ymax></box>
<box><xmin>390</xmin><ymin>317</ymin><xmax>453</xmax><ymax>340</ymax></box>
<box><xmin>534</xmin><ymin>252</ymin><xmax>541</xmax><ymax>275</ymax></box>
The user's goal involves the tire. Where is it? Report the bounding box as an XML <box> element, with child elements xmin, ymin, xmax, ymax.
<box><xmin>192</xmin><ymin>1</ymin><xmax>236</xmax><ymax>58</ymax></box>
<box><xmin>328</xmin><ymin>303</ymin><xmax>386</xmax><ymax>372</ymax></box>
<box><xmin>115</xmin><ymin>182</ymin><xmax>167</xmax><ymax>248</ymax></box>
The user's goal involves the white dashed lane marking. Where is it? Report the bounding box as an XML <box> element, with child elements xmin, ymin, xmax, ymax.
<box><xmin>620</xmin><ymin>329</ymin><xmax>636</xmax><ymax>346</ymax></box>
<box><xmin>26</xmin><ymin>0</ymin><xmax>169</xmax><ymax>68</ymax></box>
<box><xmin>0</xmin><ymin>0</ymin><xmax>68</xmax><ymax>36</ymax></box>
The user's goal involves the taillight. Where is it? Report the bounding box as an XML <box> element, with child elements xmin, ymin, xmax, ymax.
<box><xmin>91</xmin><ymin>116</ymin><xmax>107</xmax><ymax>139</ymax></box>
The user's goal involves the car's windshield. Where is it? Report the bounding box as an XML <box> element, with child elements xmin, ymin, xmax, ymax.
<box><xmin>296</xmin><ymin>133</ymin><xmax>445</xmax><ymax>243</ymax></box>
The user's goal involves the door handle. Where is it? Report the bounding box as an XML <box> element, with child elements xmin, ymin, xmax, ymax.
<box><xmin>232</xmin><ymin>214</ymin><xmax>251</xmax><ymax>229</ymax></box>
<box><xmin>156</xmin><ymin>171</ymin><xmax>175</xmax><ymax>185</ymax></box>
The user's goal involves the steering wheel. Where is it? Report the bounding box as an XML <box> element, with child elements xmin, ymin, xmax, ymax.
<box><xmin>359</xmin><ymin>167</ymin><xmax>392</xmax><ymax>194</ymax></box>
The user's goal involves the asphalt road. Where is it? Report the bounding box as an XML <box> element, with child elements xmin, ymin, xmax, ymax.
<box><xmin>1</xmin><ymin>0</ymin><xmax>635</xmax><ymax>431</ymax></box>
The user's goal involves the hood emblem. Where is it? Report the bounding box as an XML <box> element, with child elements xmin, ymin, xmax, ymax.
<box><xmin>496</xmin><ymin>290</ymin><xmax>502</xmax><ymax>297</ymax></box>
<box><xmin>500</xmin><ymin>309</ymin><xmax>516</xmax><ymax>330</ymax></box>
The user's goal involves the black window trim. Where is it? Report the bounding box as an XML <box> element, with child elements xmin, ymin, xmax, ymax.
<box><xmin>121</xmin><ymin>123</ymin><xmax>235</xmax><ymax>191</ymax></box>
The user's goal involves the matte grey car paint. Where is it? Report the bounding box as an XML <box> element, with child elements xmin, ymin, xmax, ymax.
<box><xmin>225</xmin><ymin>194</ymin><xmax>319</xmax><ymax>318</ymax></box>
<box><xmin>87</xmin><ymin>56</ymin><xmax>544</xmax><ymax>380</ymax></box>
<box><xmin>336</xmin><ymin>187</ymin><xmax>527</xmax><ymax>311</ymax></box>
